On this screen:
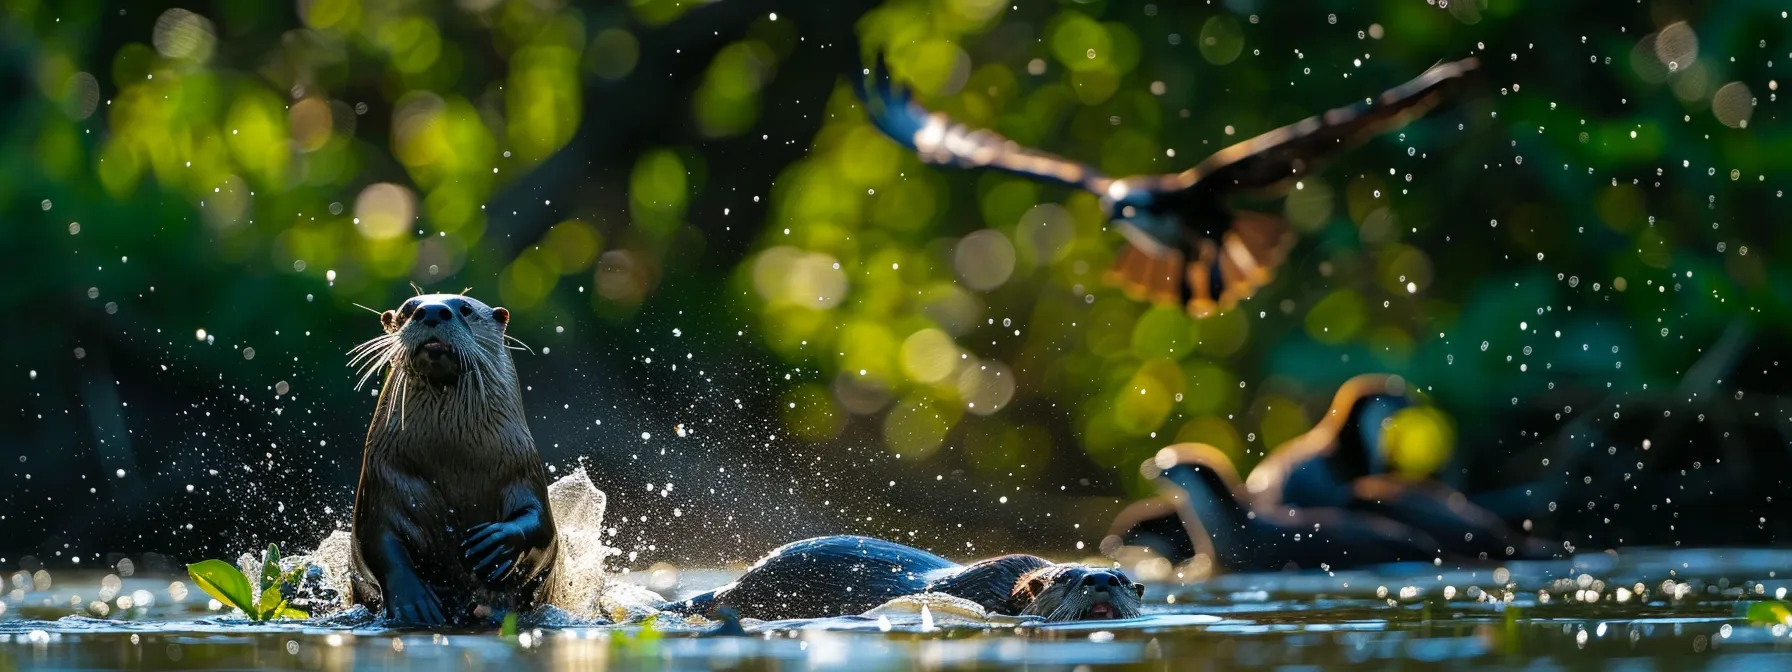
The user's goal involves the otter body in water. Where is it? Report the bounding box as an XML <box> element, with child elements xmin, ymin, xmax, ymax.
<box><xmin>348</xmin><ymin>293</ymin><xmax>557</xmax><ymax>625</ymax></box>
<box><xmin>1248</xmin><ymin>375</ymin><xmax>1552</xmax><ymax>560</ymax></box>
<box><xmin>1110</xmin><ymin>444</ymin><xmax>1446</xmax><ymax>572</ymax></box>
<box><xmin>667</xmin><ymin>536</ymin><xmax>1143</xmax><ymax>622</ymax></box>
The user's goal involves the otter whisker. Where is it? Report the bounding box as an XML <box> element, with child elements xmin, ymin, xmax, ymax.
<box><xmin>349</xmin><ymin>302</ymin><xmax>384</xmax><ymax>316</ymax></box>
<box><xmin>473</xmin><ymin>335</ymin><xmax>517</xmax><ymax>359</ymax></box>
<box><xmin>347</xmin><ymin>334</ymin><xmax>401</xmax><ymax>358</ymax></box>
<box><xmin>396</xmin><ymin>373</ymin><xmax>410</xmax><ymax>431</ymax></box>
<box><xmin>354</xmin><ymin>361</ymin><xmax>389</xmax><ymax>391</ymax></box>
<box><xmin>348</xmin><ymin>342</ymin><xmax>401</xmax><ymax>371</ymax></box>
<box><xmin>353</xmin><ymin>344</ymin><xmax>404</xmax><ymax>391</ymax></box>
<box><xmin>378</xmin><ymin>368</ymin><xmax>401</xmax><ymax>428</ymax></box>
<box><xmin>501</xmin><ymin>333</ymin><xmax>534</xmax><ymax>354</ymax></box>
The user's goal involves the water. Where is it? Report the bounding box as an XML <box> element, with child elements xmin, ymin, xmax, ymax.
<box><xmin>5</xmin><ymin>548</ymin><xmax>1792</xmax><ymax>670</ymax></box>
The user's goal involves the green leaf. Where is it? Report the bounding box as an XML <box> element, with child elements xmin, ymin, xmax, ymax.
<box><xmin>260</xmin><ymin>544</ymin><xmax>282</xmax><ymax>593</ymax></box>
<box><xmin>500</xmin><ymin>611</ymin><xmax>519</xmax><ymax>638</ymax></box>
<box><xmin>1746</xmin><ymin>600</ymin><xmax>1792</xmax><ymax>626</ymax></box>
<box><xmin>278</xmin><ymin>607</ymin><xmax>311</xmax><ymax>620</ymax></box>
<box><xmin>187</xmin><ymin>560</ymin><xmax>256</xmax><ymax>615</ymax></box>
<box><xmin>256</xmin><ymin>585</ymin><xmax>289</xmax><ymax>622</ymax></box>
<box><xmin>636</xmin><ymin>613</ymin><xmax>662</xmax><ymax>642</ymax></box>
<box><xmin>277</xmin><ymin>564</ymin><xmax>309</xmax><ymax>592</ymax></box>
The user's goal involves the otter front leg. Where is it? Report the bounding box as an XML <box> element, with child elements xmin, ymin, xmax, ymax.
<box><xmin>461</xmin><ymin>484</ymin><xmax>556</xmax><ymax>585</ymax></box>
<box><xmin>371</xmin><ymin>533</ymin><xmax>447</xmax><ymax>625</ymax></box>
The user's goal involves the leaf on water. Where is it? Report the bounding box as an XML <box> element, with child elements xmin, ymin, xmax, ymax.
<box><xmin>500</xmin><ymin>612</ymin><xmax>519</xmax><ymax>638</ymax></box>
<box><xmin>257</xmin><ymin>585</ymin><xmax>287</xmax><ymax>621</ymax></box>
<box><xmin>260</xmin><ymin>544</ymin><xmax>282</xmax><ymax>594</ymax></box>
<box><xmin>187</xmin><ymin>560</ymin><xmax>256</xmax><ymax>615</ymax></box>
<box><xmin>278</xmin><ymin>607</ymin><xmax>310</xmax><ymax>620</ymax></box>
<box><xmin>1745</xmin><ymin>600</ymin><xmax>1792</xmax><ymax>625</ymax></box>
<box><xmin>636</xmin><ymin>613</ymin><xmax>662</xmax><ymax>643</ymax></box>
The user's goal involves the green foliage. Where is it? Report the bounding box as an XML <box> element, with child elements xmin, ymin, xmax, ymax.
<box><xmin>1744</xmin><ymin>601</ymin><xmax>1792</xmax><ymax>626</ymax></box>
<box><xmin>5</xmin><ymin>0</ymin><xmax>1785</xmax><ymax>507</ymax></box>
<box><xmin>186</xmin><ymin>545</ymin><xmax>310</xmax><ymax>621</ymax></box>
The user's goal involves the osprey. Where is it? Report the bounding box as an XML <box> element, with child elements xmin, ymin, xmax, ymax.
<box><xmin>855</xmin><ymin>55</ymin><xmax>1479</xmax><ymax>317</ymax></box>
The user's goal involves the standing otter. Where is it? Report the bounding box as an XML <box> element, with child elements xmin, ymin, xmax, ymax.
<box><xmin>347</xmin><ymin>293</ymin><xmax>557</xmax><ymax>625</ymax></box>
<box><xmin>666</xmin><ymin>536</ymin><xmax>1144</xmax><ymax>622</ymax></box>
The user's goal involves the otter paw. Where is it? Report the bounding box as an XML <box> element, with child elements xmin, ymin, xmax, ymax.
<box><xmin>462</xmin><ymin>522</ymin><xmax>524</xmax><ymax>584</ymax></box>
<box><xmin>385</xmin><ymin>582</ymin><xmax>446</xmax><ymax>626</ymax></box>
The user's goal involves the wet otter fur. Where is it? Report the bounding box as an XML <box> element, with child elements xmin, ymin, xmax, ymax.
<box><xmin>1116</xmin><ymin>443</ymin><xmax>1449</xmax><ymax>572</ymax></box>
<box><xmin>667</xmin><ymin>535</ymin><xmax>1144</xmax><ymax>622</ymax></box>
<box><xmin>347</xmin><ymin>292</ymin><xmax>557</xmax><ymax>626</ymax></box>
<box><xmin>1248</xmin><ymin>375</ymin><xmax>1553</xmax><ymax>560</ymax></box>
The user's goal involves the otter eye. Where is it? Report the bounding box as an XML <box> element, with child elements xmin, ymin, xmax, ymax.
<box><xmin>400</xmin><ymin>300</ymin><xmax>420</xmax><ymax>317</ymax></box>
<box><xmin>459</xmin><ymin>305</ymin><xmax>473</xmax><ymax>317</ymax></box>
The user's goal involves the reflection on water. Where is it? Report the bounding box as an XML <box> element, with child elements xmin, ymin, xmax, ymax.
<box><xmin>4</xmin><ymin>547</ymin><xmax>1792</xmax><ymax>670</ymax></box>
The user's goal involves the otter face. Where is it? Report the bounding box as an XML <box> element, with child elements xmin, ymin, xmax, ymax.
<box><xmin>1018</xmin><ymin>565</ymin><xmax>1145</xmax><ymax>622</ymax></box>
<box><xmin>377</xmin><ymin>293</ymin><xmax>509</xmax><ymax>388</ymax></box>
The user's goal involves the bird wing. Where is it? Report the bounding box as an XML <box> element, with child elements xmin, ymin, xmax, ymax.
<box><xmin>854</xmin><ymin>55</ymin><xmax>1112</xmax><ymax>194</ymax></box>
<box><xmin>1142</xmin><ymin>57</ymin><xmax>1481</xmax><ymax>197</ymax></box>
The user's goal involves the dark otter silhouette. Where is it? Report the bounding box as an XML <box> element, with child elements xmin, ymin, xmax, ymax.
<box><xmin>1111</xmin><ymin>444</ymin><xmax>1447</xmax><ymax>572</ymax></box>
<box><xmin>1248</xmin><ymin>375</ymin><xmax>1554</xmax><ymax>561</ymax></box>
<box><xmin>856</xmin><ymin>55</ymin><xmax>1479</xmax><ymax>317</ymax></box>
<box><xmin>667</xmin><ymin>535</ymin><xmax>1144</xmax><ymax>622</ymax></box>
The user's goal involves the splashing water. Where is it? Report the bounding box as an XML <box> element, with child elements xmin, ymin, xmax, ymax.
<box><xmin>286</xmin><ymin>467</ymin><xmax>662</xmax><ymax>621</ymax></box>
<box><xmin>544</xmin><ymin>467</ymin><xmax>665</xmax><ymax>620</ymax></box>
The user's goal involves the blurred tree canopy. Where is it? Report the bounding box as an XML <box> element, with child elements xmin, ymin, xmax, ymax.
<box><xmin>3</xmin><ymin>0</ymin><xmax>1790</xmax><ymax>560</ymax></box>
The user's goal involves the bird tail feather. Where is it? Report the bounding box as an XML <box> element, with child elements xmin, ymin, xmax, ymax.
<box><xmin>1106</xmin><ymin>211</ymin><xmax>1295</xmax><ymax>317</ymax></box>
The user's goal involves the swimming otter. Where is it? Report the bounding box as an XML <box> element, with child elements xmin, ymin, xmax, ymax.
<box><xmin>347</xmin><ymin>293</ymin><xmax>557</xmax><ymax>625</ymax></box>
<box><xmin>666</xmin><ymin>536</ymin><xmax>1144</xmax><ymax>622</ymax></box>
<box><xmin>1110</xmin><ymin>444</ymin><xmax>1447</xmax><ymax>572</ymax></box>
<box><xmin>1247</xmin><ymin>375</ymin><xmax>1553</xmax><ymax>560</ymax></box>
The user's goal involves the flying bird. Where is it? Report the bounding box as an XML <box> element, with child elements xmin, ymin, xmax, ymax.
<box><xmin>854</xmin><ymin>55</ymin><xmax>1479</xmax><ymax>317</ymax></box>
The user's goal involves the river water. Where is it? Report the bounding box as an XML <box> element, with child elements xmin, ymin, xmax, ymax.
<box><xmin>4</xmin><ymin>547</ymin><xmax>1791</xmax><ymax>670</ymax></box>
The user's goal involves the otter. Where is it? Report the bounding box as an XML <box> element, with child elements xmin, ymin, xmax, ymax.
<box><xmin>1247</xmin><ymin>375</ymin><xmax>1553</xmax><ymax>561</ymax></box>
<box><xmin>1110</xmin><ymin>444</ymin><xmax>1448</xmax><ymax>572</ymax></box>
<box><xmin>347</xmin><ymin>293</ymin><xmax>557</xmax><ymax>625</ymax></box>
<box><xmin>666</xmin><ymin>536</ymin><xmax>1144</xmax><ymax>622</ymax></box>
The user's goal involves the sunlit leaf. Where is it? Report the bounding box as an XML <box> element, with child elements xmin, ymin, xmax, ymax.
<box><xmin>187</xmin><ymin>560</ymin><xmax>255</xmax><ymax>614</ymax></box>
<box><xmin>260</xmin><ymin>543</ymin><xmax>281</xmax><ymax>594</ymax></box>
<box><xmin>257</xmin><ymin>585</ymin><xmax>287</xmax><ymax>621</ymax></box>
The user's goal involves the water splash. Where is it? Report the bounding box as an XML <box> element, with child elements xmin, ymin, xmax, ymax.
<box><xmin>284</xmin><ymin>467</ymin><xmax>663</xmax><ymax>621</ymax></box>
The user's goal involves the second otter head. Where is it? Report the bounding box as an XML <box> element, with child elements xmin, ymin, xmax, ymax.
<box><xmin>1015</xmin><ymin>565</ymin><xmax>1145</xmax><ymax>621</ymax></box>
<box><xmin>378</xmin><ymin>293</ymin><xmax>510</xmax><ymax>388</ymax></box>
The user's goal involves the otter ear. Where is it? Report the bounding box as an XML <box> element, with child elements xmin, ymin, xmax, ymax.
<box><xmin>492</xmin><ymin>307</ymin><xmax>510</xmax><ymax>326</ymax></box>
<box><xmin>380</xmin><ymin>310</ymin><xmax>398</xmax><ymax>333</ymax></box>
<box><xmin>1130</xmin><ymin>583</ymin><xmax>1145</xmax><ymax>598</ymax></box>
<box><xmin>1026</xmin><ymin>576</ymin><xmax>1047</xmax><ymax>597</ymax></box>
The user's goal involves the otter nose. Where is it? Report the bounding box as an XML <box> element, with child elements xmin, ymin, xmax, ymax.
<box><xmin>1080</xmin><ymin>573</ymin><xmax>1121</xmax><ymax>589</ymax></box>
<box><xmin>414</xmin><ymin>303</ymin><xmax>455</xmax><ymax>328</ymax></box>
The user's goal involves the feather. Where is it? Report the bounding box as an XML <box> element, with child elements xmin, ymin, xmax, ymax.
<box><xmin>855</xmin><ymin>54</ymin><xmax>1479</xmax><ymax>318</ymax></box>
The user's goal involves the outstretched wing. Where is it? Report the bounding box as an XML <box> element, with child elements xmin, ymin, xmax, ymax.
<box><xmin>1110</xmin><ymin>57</ymin><xmax>1477</xmax><ymax>317</ymax></box>
<box><xmin>854</xmin><ymin>55</ymin><xmax>1111</xmax><ymax>193</ymax></box>
<box><xmin>1140</xmin><ymin>57</ymin><xmax>1481</xmax><ymax>197</ymax></box>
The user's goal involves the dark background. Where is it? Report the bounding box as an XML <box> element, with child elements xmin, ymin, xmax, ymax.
<box><xmin>3</xmin><ymin>0</ymin><xmax>1789</xmax><ymax>573</ymax></box>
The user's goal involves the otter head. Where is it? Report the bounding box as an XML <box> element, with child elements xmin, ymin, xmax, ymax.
<box><xmin>1014</xmin><ymin>565</ymin><xmax>1145</xmax><ymax>621</ymax></box>
<box><xmin>349</xmin><ymin>292</ymin><xmax>515</xmax><ymax>403</ymax></box>
<box><xmin>377</xmin><ymin>293</ymin><xmax>509</xmax><ymax>388</ymax></box>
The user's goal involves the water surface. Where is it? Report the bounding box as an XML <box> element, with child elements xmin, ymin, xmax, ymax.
<box><xmin>5</xmin><ymin>547</ymin><xmax>1791</xmax><ymax>670</ymax></box>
